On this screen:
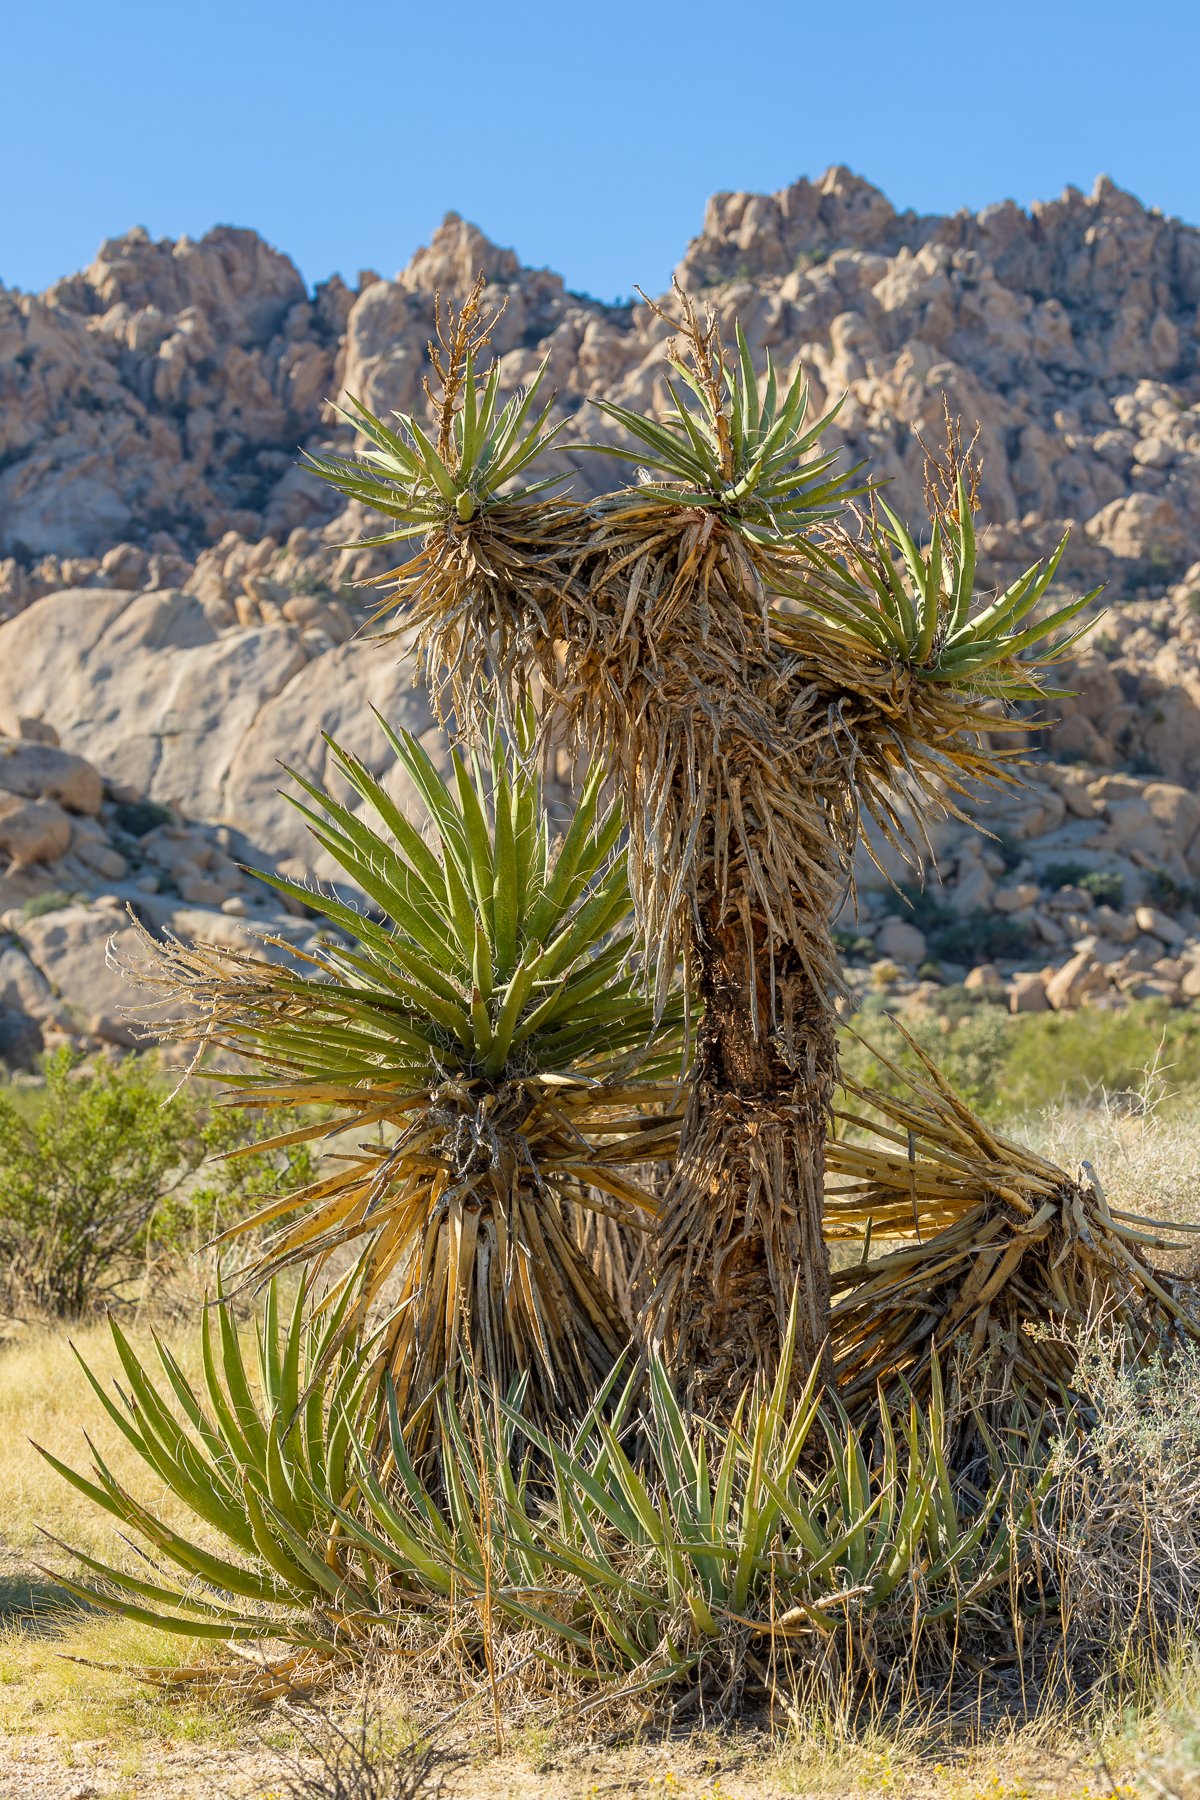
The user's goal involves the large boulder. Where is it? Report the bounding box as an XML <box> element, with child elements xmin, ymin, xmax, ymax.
<box><xmin>0</xmin><ymin>590</ymin><xmax>446</xmax><ymax>871</ymax></box>
<box><xmin>0</xmin><ymin>740</ymin><xmax>103</xmax><ymax>814</ymax></box>
<box><xmin>13</xmin><ymin>904</ymin><xmax>148</xmax><ymax>1043</ymax></box>
<box><xmin>0</xmin><ymin>796</ymin><xmax>73</xmax><ymax>866</ymax></box>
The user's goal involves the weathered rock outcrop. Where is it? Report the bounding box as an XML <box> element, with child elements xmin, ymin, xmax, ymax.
<box><xmin>4</xmin><ymin>170</ymin><xmax>1200</xmax><ymax>597</ymax></box>
<box><xmin>4</xmin><ymin>169</ymin><xmax>1200</xmax><ymax>1056</ymax></box>
<box><xmin>0</xmin><ymin>586</ymin><xmax>444</xmax><ymax>877</ymax></box>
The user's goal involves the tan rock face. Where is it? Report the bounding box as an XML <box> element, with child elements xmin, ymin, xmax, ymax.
<box><xmin>0</xmin><ymin>587</ymin><xmax>447</xmax><ymax>872</ymax></box>
<box><xmin>3</xmin><ymin>168</ymin><xmax>1200</xmax><ymax>602</ymax></box>
<box><xmin>0</xmin><ymin>794</ymin><xmax>73</xmax><ymax>866</ymax></box>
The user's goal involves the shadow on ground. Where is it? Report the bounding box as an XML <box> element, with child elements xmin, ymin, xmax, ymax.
<box><xmin>0</xmin><ymin>1569</ymin><xmax>93</xmax><ymax>1637</ymax></box>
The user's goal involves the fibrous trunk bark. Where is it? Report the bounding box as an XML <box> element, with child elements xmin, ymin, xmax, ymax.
<box><xmin>651</xmin><ymin>900</ymin><xmax>837</xmax><ymax>1415</ymax></box>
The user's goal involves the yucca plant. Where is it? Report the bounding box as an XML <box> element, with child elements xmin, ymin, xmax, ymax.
<box><xmin>587</xmin><ymin>292</ymin><xmax>858</xmax><ymax>538</ymax></box>
<box><xmin>42</xmin><ymin>1294</ymin><xmax>1047</xmax><ymax>1697</ymax></box>
<box><xmin>787</xmin><ymin>434</ymin><xmax>1098</xmax><ymax>703</ymax></box>
<box><xmin>305</xmin><ymin>287</ymin><xmax>564</xmax><ymax>539</ymax></box>
<box><xmin>486</xmin><ymin>1323</ymin><xmax>1045</xmax><ymax>1692</ymax></box>
<box><xmin>304</xmin><ymin>276</ymin><xmax>578</xmax><ymax>733</ymax></box>
<box><xmin>36</xmin><ymin>1282</ymin><xmax>376</xmax><ymax>1651</ymax></box>
<box><xmin>130</xmin><ymin>712</ymin><xmax>682</xmax><ymax>1428</ymax></box>
<box><xmin>316</xmin><ymin>281</ymin><xmax>1101</xmax><ymax>1414</ymax></box>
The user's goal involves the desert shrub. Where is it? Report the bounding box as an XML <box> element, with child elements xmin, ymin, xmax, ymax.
<box><xmin>832</xmin><ymin>926</ymin><xmax>873</xmax><ymax>960</ymax></box>
<box><xmin>881</xmin><ymin>883</ymin><xmax>951</xmax><ymax>935</ymax></box>
<box><xmin>928</xmin><ymin>909</ymin><xmax>1032</xmax><ymax>964</ymax></box>
<box><xmin>110</xmin><ymin>798</ymin><xmax>174</xmax><ymax>838</ymax></box>
<box><xmin>20</xmin><ymin>890</ymin><xmax>75</xmax><ymax>920</ymax></box>
<box><xmin>0</xmin><ymin>1051</ymin><xmax>314</xmax><ymax>1316</ymax></box>
<box><xmin>1041</xmin><ymin>859</ymin><xmax>1090</xmax><ymax>891</ymax></box>
<box><xmin>994</xmin><ymin>831</ymin><xmax>1024</xmax><ymax>873</ymax></box>
<box><xmin>842</xmin><ymin>1002</ymin><xmax>1014</xmax><ymax>1113</ymax></box>
<box><xmin>1147</xmin><ymin>867</ymin><xmax>1200</xmax><ymax>917</ymax></box>
<box><xmin>1080</xmin><ymin>869</ymin><xmax>1127</xmax><ymax>909</ymax></box>
<box><xmin>266</xmin><ymin>1702</ymin><xmax>459</xmax><ymax>1800</ymax></box>
<box><xmin>842</xmin><ymin>999</ymin><xmax>1200</xmax><ymax>1123</ymax></box>
<box><xmin>1033</xmin><ymin>1334</ymin><xmax>1200</xmax><ymax>1679</ymax></box>
<box><xmin>880</xmin><ymin>885</ymin><xmax>1032</xmax><ymax>964</ymax></box>
<box><xmin>1039</xmin><ymin>862</ymin><xmax>1127</xmax><ymax>909</ymax></box>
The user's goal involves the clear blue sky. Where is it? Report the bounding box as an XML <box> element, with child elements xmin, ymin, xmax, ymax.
<box><xmin>2</xmin><ymin>0</ymin><xmax>1196</xmax><ymax>302</ymax></box>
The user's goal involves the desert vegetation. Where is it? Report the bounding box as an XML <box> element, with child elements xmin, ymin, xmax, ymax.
<box><xmin>2</xmin><ymin>284</ymin><xmax>1200</xmax><ymax>1800</ymax></box>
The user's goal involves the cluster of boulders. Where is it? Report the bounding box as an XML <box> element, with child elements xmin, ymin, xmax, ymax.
<box><xmin>842</xmin><ymin>755</ymin><xmax>1200</xmax><ymax>1016</ymax></box>
<box><xmin>3</xmin><ymin>169</ymin><xmax>1200</xmax><ymax>602</ymax></box>
<box><xmin>0</xmin><ymin>527</ymin><xmax>378</xmax><ymax>631</ymax></box>
<box><xmin>0</xmin><ymin>576</ymin><xmax>451</xmax><ymax>1067</ymax></box>
<box><xmin>0</xmin><ymin>558</ymin><xmax>1197</xmax><ymax>1058</ymax></box>
<box><xmin>1049</xmin><ymin>570</ymin><xmax>1200</xmax><ymax>786</ymax></box>
<box><xmin>0</xmin><ymin>721</ymin><xmax>334</xmax><ymax>1065</ymax></box>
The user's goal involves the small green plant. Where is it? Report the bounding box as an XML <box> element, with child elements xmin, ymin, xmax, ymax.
<box><xmin>994</xmin><ymin>832</ymin><xmax>1024</xmax><ymax>874</ymax></box>
<box><xmin>1039</xmin><ymin>863</ymin><xmax>1126</xmax><ymax>909</ymax></box>
<box><xmin>832</xmin><ymin>926</ymin><xmax>873</xmax><ymax>959</ymax></box>
<box><xmin>1081</xmin><ymin>869</ymin><xmax>1126</xmax><ymax>909</ymax></box>
<box><xmin>932</xmin><ymin>911</ymin><xmax>1033</xmax><ymax>965</ymax></box>
<box><xmin>110</xmin><ymin>798</ymin><xmax>174</xmax><ymax>839</ymax></box>
<box><xmin>843</xmin><ymin>997</ymin><xmax>1200</xmax><ymax>1120</ymax></box>
<box><xmin>1147</xmin><ymin>867</ymin><xmax>1200</xmax><ymax>917</ymax></box>
<box><xmin>1041</xmin><ymin>860</ymin><xmax>1090</xmax><ymax>891</ymax></box>
<box><xmin>881</xmin><ymin>887</ymin><xmax>1031</xmax><ymax>964</ymax></box>
<box><xmin>20</xmin><ymin>890</ymin><xmax>74</xmax><ymax>920</ymax></box>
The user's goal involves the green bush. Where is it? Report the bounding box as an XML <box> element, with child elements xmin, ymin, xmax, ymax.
<box><xmin>1080</xmin><ymin>869</ymin><xmax>1126</xmax><ymax>909</ymax></box>
<box><xmin>110</xmin><ymin>798</ymin><xmax>174</xmax><ymax>838</ymax></box>
<box><xmin>929</xmin><ymin>910</ymin><xmax>1033</xmax><ymax>964</ymax></box>
<box><xmin>20</xmin><ymin>891</ymin><xmax>75</xmax><ymax>921</ymax></box>
<box><xmin>1147</xmin><ymin>867</ymin><xmax>1200</xmax><ymax>917</ymax></box>
<box><xmin>0</xmin><ymin>1051</ymin><xmax>314</xmax><ymax>1316</ymax></box>
<box><xmin>881</xmin><ymin>886</ymin><xmax>1032</xmax><ymax>965</ymax></box>
<box><xmin>1039</xmin><ymin>864</ymin><xmax>1126</xmax><ymax>909</ymax></box>
<box><xmin>843</xmin><ymin>1002</ymin><xmax>1014</xmax><ymax>1113</ymax></box>
<box><xmin>832</xmin><ymin>926</ymin><xmax>873</xmax><ymax>960</ymax></box>
<box><xmin>1041</xmin><ymin>859</ymin><xmax>1090</xmax><ymax>891</ymax></box>
<box><xmin>842</xmin><ymin>998</ymin><xmax>1200</xmax><ymax>1121</ymax></box>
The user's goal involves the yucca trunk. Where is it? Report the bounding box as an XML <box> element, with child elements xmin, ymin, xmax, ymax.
<box><xmin>652</xmin><ymin>894</ymin><xmax>837</xmax><ymax>1414</ymax></box>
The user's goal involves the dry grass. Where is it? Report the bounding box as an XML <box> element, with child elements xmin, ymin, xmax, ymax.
<box><xmin>1016</xmin><ymin>1094</ymin><xmax>1200</xmax><ymax>1245</ymax></box>
<box><xmin>0</xmin><ymin>1315</ymin><xmax>210</xmax><ymax>1569</ymax></box>
<box><xmin>1</xmin><ymin>1084</ymin><xmax>1199</xmax><ymax>1793</ymax></box>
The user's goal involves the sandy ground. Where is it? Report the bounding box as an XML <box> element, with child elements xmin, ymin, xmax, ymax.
<box><xmin>0</xmin><ymin>1727</ymin><xmax>1129</xmax><ymax>1800</ymax></box>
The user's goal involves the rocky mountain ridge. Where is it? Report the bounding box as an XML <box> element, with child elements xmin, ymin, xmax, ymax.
<box><xmin>4</xmin><ymin>167</ymin><xmax>1200</xmax><ymax>591</ymax></box>
<box><xmin>3</xmin><ymin>167</ymin><xmax>1200</xmax><ymax>1063</ymax></box>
